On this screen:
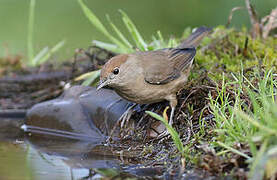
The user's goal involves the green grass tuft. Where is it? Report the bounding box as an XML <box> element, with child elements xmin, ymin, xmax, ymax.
<box><xmin>210</xmin><ymin>68</ymin><xmax>277</xmax><ymax>178</ymax></box>
<box><xmin>146</xmin><ymin>110</ymin><xmax>186</xmax><ymax>157</ymax></box>
<box><xmin>27</xmin><ymin>0</ymin><xmax>66</xmax><ymax>66</ymax></box>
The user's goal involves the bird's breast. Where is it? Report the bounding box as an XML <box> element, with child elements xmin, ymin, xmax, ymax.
<box><xmin>114</xmin><ymin>73</ymin><xmax>188</xmax><ymax>105</ymax></box>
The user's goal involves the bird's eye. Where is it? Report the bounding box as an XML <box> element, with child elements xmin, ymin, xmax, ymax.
<box><xmin>113</xmin><ymin>67</ymin><xmax>119</xmax><ymax>75</ymax></box>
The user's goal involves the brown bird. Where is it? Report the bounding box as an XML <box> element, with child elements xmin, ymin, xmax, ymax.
<box><xmin>97</xmin><ymin>27</ymin><xmax>211</xmax><ymax>126</ymax></box>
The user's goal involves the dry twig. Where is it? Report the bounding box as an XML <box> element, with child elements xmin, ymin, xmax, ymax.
<box><xmin>226</xmin><ymin>7</ymin><xmax>244</xmax><ymax>28</ymax></box>
<box><xmin>245</xmin><ymin>0</ymin><xmax>262</xmax><ymax>38</ymax></box>
<box><xmin>262</xmin><ymin>7</ymin><xmax>277</xmax><ymax>39</ymax></box>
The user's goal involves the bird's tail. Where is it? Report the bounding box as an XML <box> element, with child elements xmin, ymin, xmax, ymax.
<box><xmin>177</xmin><ymin>26</ymin><xmax>212</xmax><ymax>49</ymax></box>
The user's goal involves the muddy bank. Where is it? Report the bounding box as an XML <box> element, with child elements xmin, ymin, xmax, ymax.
<box><xmin>0</xmin><ymin>46</ymin><xmax>114</xmax><ymax>110</ymax></box>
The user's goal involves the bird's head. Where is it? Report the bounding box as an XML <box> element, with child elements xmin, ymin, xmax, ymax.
<box><xmin>97</xmin><ymin>54</ymin><xmax>129</xmax><ymax>90</ymax></box>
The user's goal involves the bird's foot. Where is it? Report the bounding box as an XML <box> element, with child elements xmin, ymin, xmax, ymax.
<box><xmin>119</xmin><ymin>103</ymin><xmax>136</xmax><ymax>128</ymax></box>
<box><xmin>157</xmin><ymin>129</ymin><xmax>170</xmax><ymax>139</ymax></box>
<box><xmin>106</xmin><ymin>103</ymin><xmax>137</xmax><ymax>142</ymax></box>
<box><xmin>157</xmin><ymin>115</ymin><xmax>174</xmax><ymax>139</ymax></box>
<box><xmin>157</xmin><ymin>126</ymin><xmax>170</xmax><ymax>139</ymax></box>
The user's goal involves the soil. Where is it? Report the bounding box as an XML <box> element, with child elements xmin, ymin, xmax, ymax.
<box><xmin>0</xmin><ymin>46</ymin><xmax>114</xmax><ymax>115</ymax></box>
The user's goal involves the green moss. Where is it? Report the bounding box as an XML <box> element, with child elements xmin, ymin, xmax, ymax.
<box><xmin>193</xmin><ymin>26</ymin><xmax>276</xmax><ymax>82</ymax></box>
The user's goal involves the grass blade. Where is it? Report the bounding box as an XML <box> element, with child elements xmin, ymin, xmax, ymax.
<box><xmin>27</xmin><ymin>0</ymin><xmax>35</xmax><ymax>62</ymax></box>
<box><xmin>157</xmin><ymin>30</ymin><xmax>164</xmax><ymax>44</ymax></box>
<box><xmin>249</xmin><ymin>139</ymin><xmax>268</xmax><ymax>180</ymax></box>
<box><xmin>31</xmin><ymin>47</ymin><xmax>49</xmax><ymax>66</ymax></box>
<box><xmin>78</xmin><ymin>0</ymin><xmax>128</xmax><ymax>52</ymax></box>
<box><xmin>217</xmin><ymin>141</ymin><xmax>252</xmax><ymax>159</ymax></box>
<box><xmin>119</xmin><ymin>9</ymin><xmax>148</xmax><ymax>51</ymax></box>
<box><xmin>78</xmin><ymin>0</ymin><xmax>110</xmax><ymax>35</ymax></box>
<box><xmin>235</xmin><ymin>109</ymin><xmax>277</xmax><ymax>136</ymax></box>
<box><xmin>80</xmin><ymin>70</ymin><xmax>101</xmax><ymax>86</ymax></box>
<box><xmin>146</xmin><ymin>110</ymin><xmax>185</xmax><ymax>156</ymax></box>
<box><xmin>34</xmin><ymin>40</ymin><xmax>66</xmax><ymax>65</ymax></box>
<box><xmin>106</xmin><ymin>15</ymin><xmax>133</xmax><ymax>51</ymax></box>
<box><xmin>167</xmin><ymin>37</ymin><xmax>178</xmax><ymax>48</ymax></box>
<box><xmin>92</xmin><ymin>40</ymin><xmax>119</xmax><ymax>53</ymax></box>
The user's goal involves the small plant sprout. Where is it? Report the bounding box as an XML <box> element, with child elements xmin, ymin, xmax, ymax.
<box><xmin>27</xmin><ymin>0</ymin><xmax>66</xmax><ymax>66</ymax></box>
<box><xmin>78</xmin><ymin>0</ymin><xmax>182</xmax><ymax>54</ymax></box>
<box><xmin>74</xmin><ymin>70</ymin><xmax>101</xmax><ymax>86</ymax></box>
<box><xmin>146</xmin><ymin>107</ymin><xmax>185</xmax><ymax>157</ymax></box>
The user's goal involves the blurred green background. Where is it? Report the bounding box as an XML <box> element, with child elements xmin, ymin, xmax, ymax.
<box><xmin>0</xmin><ymin>0</ymin><xmax>276</xmax><ymax>61</ymax></box>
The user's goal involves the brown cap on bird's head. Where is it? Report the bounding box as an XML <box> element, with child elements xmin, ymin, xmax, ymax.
<box><xmin>97</xmin><ymin>54</ymin><xmax>129</xmax><ymax>90</ymax></box>
<box><xmin>100</xmin><ymin>54</ymin><xmax>128</xmax><ymax>79</ymax></box>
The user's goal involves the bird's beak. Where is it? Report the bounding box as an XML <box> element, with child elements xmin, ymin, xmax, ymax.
<box><xmin>97</xmin><ymin>78</ymin><xmax>109</xmax><ymax>90</ymax></box>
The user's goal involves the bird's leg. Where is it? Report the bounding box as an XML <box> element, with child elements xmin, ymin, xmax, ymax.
<box><xmin>157</xmin><ymin>96</ymin><xmax>177</xmax><ymax>139</ymax></box>
<box><xmin>168</xmin><ymin>96</ymin><xmax>177</xmax><ymax>126</ymax></box>
<box><xmin>169</xmin><ymin>106</ymin><xmax>175</xmax><ymax>126</ymax></box>
<box><xmin>107</xmin><ymin>103</ymin><xmax>136</xmax><ymax>142</ymax></box>
<box><xmin>119</xmin><ymin>103</ymin><xmax>136</xmax><ymax>128</ymax></box>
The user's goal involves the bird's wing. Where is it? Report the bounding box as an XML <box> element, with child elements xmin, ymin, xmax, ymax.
<box><xmin>140</xmin><ymin>47</ymin><xmax>196</xmax><ymax>85</ymax></box>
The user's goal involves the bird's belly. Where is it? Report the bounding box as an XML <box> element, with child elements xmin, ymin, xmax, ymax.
<box><xmin>115</xmin><ymin>88</ymin><xmax>165</xmax><ymax>104</ymax></box>
<box><xmin>114</xmin><ymin>74</ymin><xmax>188</xmax><ymax>104</ymax></box>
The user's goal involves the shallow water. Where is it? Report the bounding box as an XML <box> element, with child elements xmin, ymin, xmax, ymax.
<box><xmin>0</xmin><ymin>117</ymin><xmax>160</xmax><ymax>180</ymax></box>
<box><xmin>0</xmin><ymin>136</ymin><xmax>132</xmax><ymax>179</ymax></box>
<box><xmin>0</xmin><ymin>141</ymin><xmax>93</xmax><ymax>180</ymax></box>
<box><xmin>0</xmin><ymin>142</ymin><xmax>122</xmax><ymax>180</ymax></box>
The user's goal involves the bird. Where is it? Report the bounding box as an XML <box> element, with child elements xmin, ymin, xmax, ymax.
<box><xmin>97</xmin><ymin>26</ymin><xmax>211</xmax><ymax>127</ymax></box>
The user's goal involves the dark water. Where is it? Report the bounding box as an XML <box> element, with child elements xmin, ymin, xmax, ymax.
<box><xmin>0</xmin><ymin>87</ymin><xmax>145</xmax><ymax>179</ymax></box>
<box><xmin>0</xmin><ymin>141</ymin><xmax>89</xmax><ymax>180</ymax></box>
<box><xmin>0</xmin><ymin>120</ymin><xmax>142</xmax><ymax>180</ymax></box>
<box><xmin>0</xmin><ymin>142</ymin><xmax>122</xmax><ymax>180</ymax></box>
<box><xmin>0</xmin><ymin>110</ymin><xmax>167</xmax><ymax>180</ymax></box>
<box><xmin>0</xmin><ymin>0</ymin><xmax>276</xmax><ymax>60</ymax></box>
